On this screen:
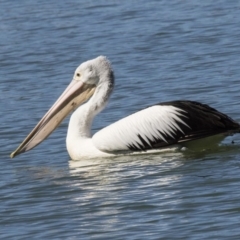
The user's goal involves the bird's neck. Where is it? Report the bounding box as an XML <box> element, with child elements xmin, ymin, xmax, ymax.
<box><xmin>66</xmin><ymin>73</ymin><xmax>114</xmax><ymax>142</ymax></box>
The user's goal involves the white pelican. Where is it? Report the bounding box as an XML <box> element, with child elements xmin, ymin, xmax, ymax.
<box><xmin>11</xmin><ymin>56</ymin><xmax>240</xmax><ymax>160</ymax></box>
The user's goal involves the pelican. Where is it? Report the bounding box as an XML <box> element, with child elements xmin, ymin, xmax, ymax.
<box><xmin>11</xmin><ymin>56</ymin><xmax>240</xmax><ymax>160</ymax></box>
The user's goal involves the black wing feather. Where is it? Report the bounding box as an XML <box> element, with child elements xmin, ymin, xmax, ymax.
<box><xmin>127</xmin><ymin>100</ymin><xmax>240</xmax><ymax>151</ymax></box>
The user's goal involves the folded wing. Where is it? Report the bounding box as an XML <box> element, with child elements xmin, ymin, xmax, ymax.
<box><xmin>92</xmin><ymin>101</ymin><xmax>240</xmax><ymax>153</ymax></box>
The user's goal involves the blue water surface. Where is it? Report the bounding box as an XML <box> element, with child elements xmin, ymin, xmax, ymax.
<box><xmin>1</xmin><ymin>1</ymin><xmax>240</xmax><ymax>239</ymax></box>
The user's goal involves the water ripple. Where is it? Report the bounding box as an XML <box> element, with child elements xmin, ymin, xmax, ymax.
<box><xmin>1</xmin><ymin>0</ymin><xmax>240</xmax><ymax>239</ymax></box>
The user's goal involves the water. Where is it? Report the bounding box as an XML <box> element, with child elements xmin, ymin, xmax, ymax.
<box><xmin>1</xmin><ymin>0</ymin><xmax>240</xmax><ymax>239</ymax></box>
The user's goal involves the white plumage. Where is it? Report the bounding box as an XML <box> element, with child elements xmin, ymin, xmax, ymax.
<box><xmin>11</xmin><ymin>56</ymin><xmax>240</xmax><ymax>160</ymax></box>
<box><xmin>93</xmin><ymin>106</ymin><xmax>189</xmax><ymax>152</ymax></box>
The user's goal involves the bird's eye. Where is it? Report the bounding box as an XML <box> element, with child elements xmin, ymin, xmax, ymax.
<box><xmin>76</xmin><ymin>73</ymin><xmax>81</xmax><ymax>77</ymax></box>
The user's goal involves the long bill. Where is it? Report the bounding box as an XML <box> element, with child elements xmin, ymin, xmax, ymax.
<box><xmin>10</xmin><ymin>80</ymin><xmax>96</xmax><ymax>158</ymax></box>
